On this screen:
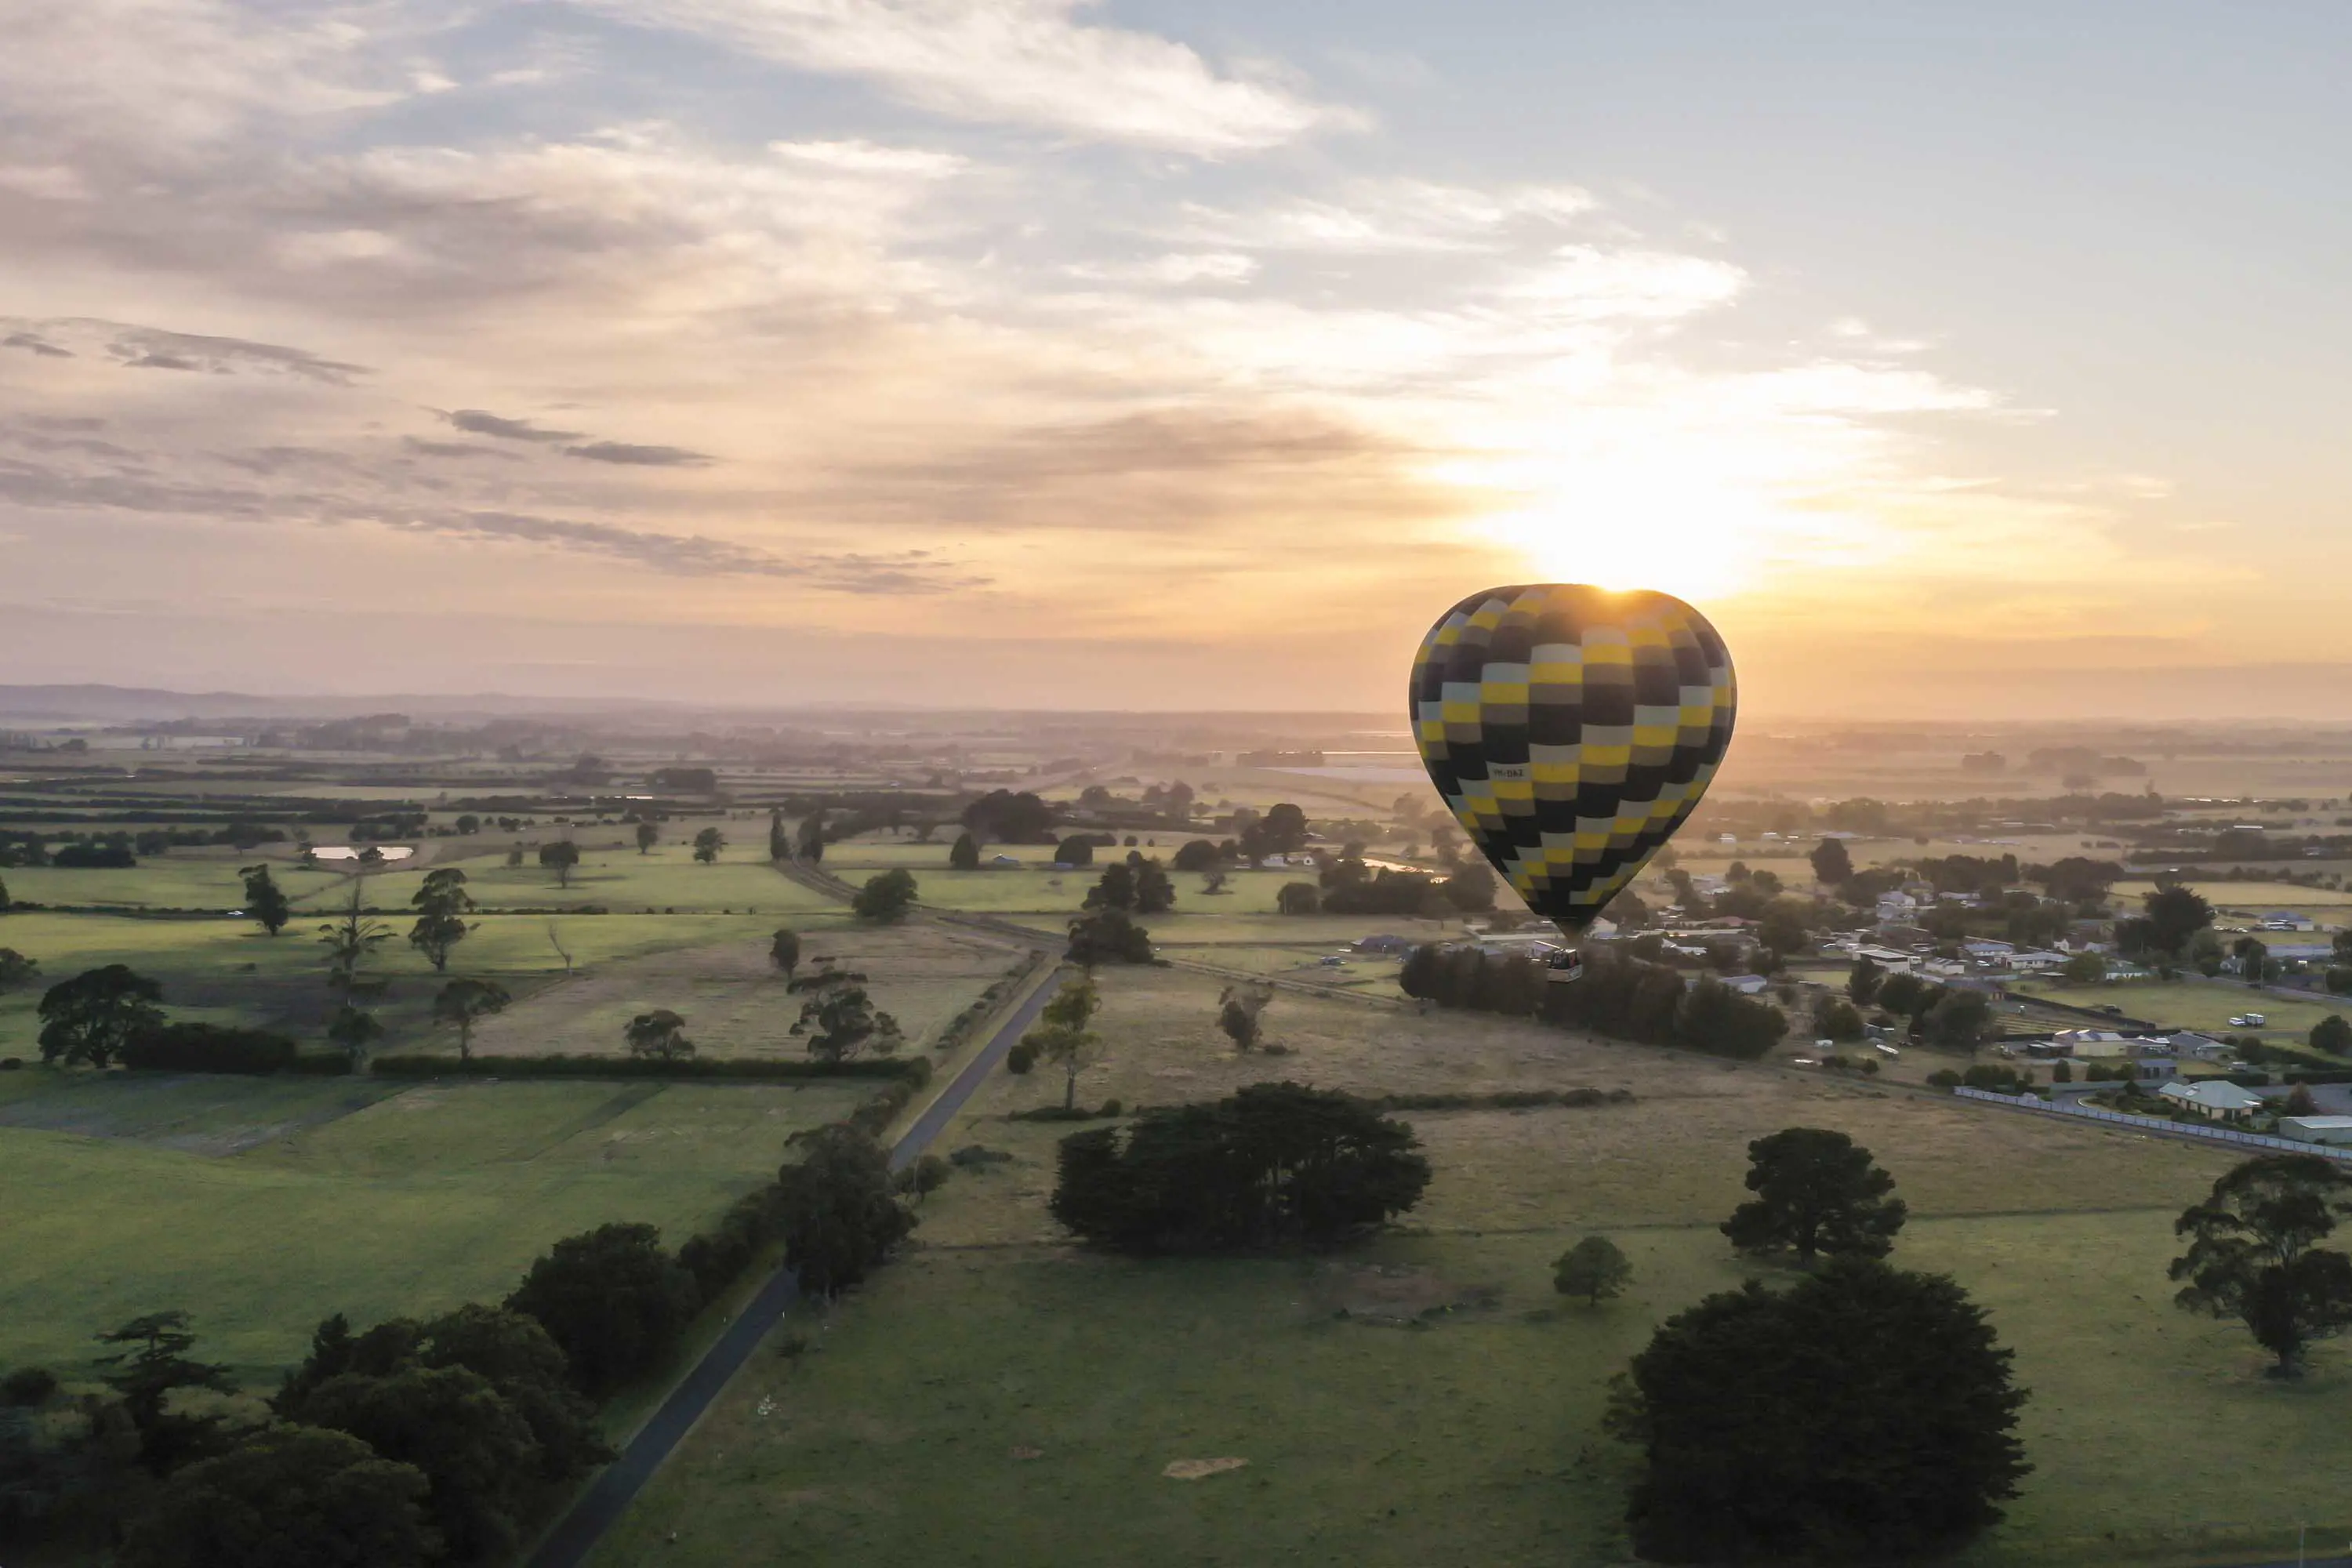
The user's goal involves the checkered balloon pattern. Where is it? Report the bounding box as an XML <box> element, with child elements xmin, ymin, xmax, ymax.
<box><xmin>1410</xmin><ymin>583</ymin><xmax>1737</xmax><ymax>935</ymax></box>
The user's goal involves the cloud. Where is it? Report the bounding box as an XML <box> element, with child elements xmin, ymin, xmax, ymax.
<box><xmin>564</xmin><ymin>441</ymin><xmax>716</xmax><ymax>467</ymax></box>
<box><xmin>1171</xmin><ymin>179</ymin><xmax>1594</xmax><ymax>254</ymax></box>
<box><xmin>575</xmin><ymin>0</ymin><xmax>1347</xmax><ymax>153</ymax></box>
<box><xmin>0</xmin><ymin>448</ymin><xmax>978</xmax><ymax>590</ymax></box>
<box><xmin>1066</xmin><ymin>252</ymin><xmax>1257</xmax><ymax>286</ymax></box>
<box><xmin>442</xmin><ymin>408</ymin><xmax>583</xmax><ymax>443</ymax></box>
<box><xmin>403</xmin><ymin>437</ymin><xmax>521</xmax><ymax>461</ymax></box>
<box><xmin>102</xmin><ymin>323</ymin><xmax>367</xmax><ymax>382</ymax></box>
<box><xmin>3</xmin><ymin>331</ymin><xmax>71</xmax><ymax>358</ymax></box>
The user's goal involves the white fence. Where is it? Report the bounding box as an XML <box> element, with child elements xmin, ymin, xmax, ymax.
<box><xmin>1952</xmin><ymin>1086</ymin><xmax>2352</xmax><ymax>1163</ymax></box>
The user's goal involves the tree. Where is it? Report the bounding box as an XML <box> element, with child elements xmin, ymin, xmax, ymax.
<box><xmin>1055</xmin><ymin>834</ymin><xmax>1097</xmax><ymax>868</ymax></box>
<box><xmin>292</xmin><ymin>1365</ymin><xmax>539</xmax><ymax>1561</ymax></box>
<box><xmin>0</xmin><ymin>947</ymin><xmax>38</xmax><ymax>993</ymax></box>
<box><xmin>2060</xmin><ymin>949</ymin><xmax>2107</xmax><ymax>984</ymax></box>
<box><xmin>1722</xmin><ymin>1127</ymin><xmax>1907</xmax><ymax>1265</ymax></box>
<box><xmin>1920</xmin><ymin>987</ymin><xmax>1997</xmax><ymax>1051</ymax></box>
<box><xmin>797</xmin><ymin>983</ymin><xmax>901</xmax><ymax>1062</ymax></box>
<box><xmin>897</xmin><ymin>1152</ymin><xmax>952</xmax><ymax>1206</ymax></box>
<box><xmin>432</xmin><ymin>978</ymin><xmax>510</xmax><ymax>1065</ymax></box>
<box><xmin>239</xmin><ymin>863</ymin><xmax>292</xmax><ymax>936</ymax></box>
<box><xmin>326</xmin><ymin>1004</ymin><xmax>385</xmax><ymax>1065</ymax></box>
<box><xmin>1026</xmin><ymin>973</ymin><xmax>1104</xmax><ymax>1111</ymax></box>
<box><xmin>623</xmin><ymin>1009</ymin><xmax>694</xmax><ymax>1062</ymax></box>
<box><xmin>537</xmin><ymin>840</ymin><xmax>580</xmax><ymax>887</ymax></box>
<box><xmin>1443</xmin><ymin>861</ymin><xmax>1497</xmax><ymax>913</ymax></box>
<box><xmin>2171</xmin><ymin>1154</ymin><xmax>2352</xmax><ymax>1375</ymax></box>
<box><xmin>961</xmin><ymin>789</ymin><xmax>1055</xmax><ymax>844</ymax></box>
<box><xmin>851</xmin><ymin>868</ymin><xmax>918</xmax><ymax>922</ymax></box>
<box><xmin>1809</xmin><ymin>838</ymin><xmax>1854</xmax><ymax>885</ymax></box>
<box><xmin>37</xmin><ymin>964</ymin><xmax>164</xmax><ymax>1068</ymax></box>
<box><xmin>1258</xmin><ymin>803</ymin><xmax>1309</xmax><ymax>856</ymax></box>
<box><xmin>1171</xmin><ymin>838</ymin><xmax>1221</xmax><ymax>873</ymax></box>
<box><xmin>1132</xmin><ymin>857</ymin><xmax>1177</xmax><ymax>914</ymax></box>
<box><xmin>776</xmin><ymin>1124</ymin><xmax>916</xmax><ymax>1299</ymax></box>
<box><xmin>94</xmin><ymin>1310</ymin><xmax>234</xmax><ymax>1474</ymax></box>
<box><xmin>1875</xmin><ymin>971</ymin><xmax>1929</xmax><ymax>1021</ymax></box>
<box><xmin>949</xmin><ymin>831</ymin><xmax>981</xmax><ymax>870</ymax></box>
<box><xmin>1609</xmin><ymin>1260</ymin><xmax>2029</xmax><ymax>1561</ymax></box>
<box><xmin>796</xmin><ymin>815</ymin><xmax>826</xmax><ymax>863</ymax></box>
<box><xmin>1067</xmin><ymin>907</ymin><xmax>1152</xmax><ymax>965</ymax></box>
<box><xmin>1554</xmin><ymin>1236</ymin><xmax>1633</xmax><ymax>1306</ymax></box>
<box><xmin>1844</xmin><ymin>949</ymin><xmax>1882</xmax><ymax>1011</ymax></box>
<box><xmin>1051</xmin><ymin>1083</ymin><xmax>1429</xmax><ymax>1253</ymax></box>
<box><xmin>691</xmin><ymin>826</ymin><xmax>726</xmax><ymax>865</ymax></box>
<box><xmin>1813</xmin><ymin>996</ymin><xmax>1864</xmax><ymax>1042</ymax></box>
<box><xmin>317</xmin><ymin>882</ymin><xmax>390</xmax><ymax>993</ymax></box>
<box><xmin>769</xmin><ymin>927</ymin><xmax>801</xmax><ymax>978</ymax></box>
<box><xmin>507</xmin><ymin>1222</ymin><xmax>697</xmax><ymax>1396</ymax></box>
<box><xmin>1276</xmin><ymin>881</ymin><xmax>1320</xmax><ymax>915</ymax></box>
<box><xmin>768</xmin><ymin>808</ymin><xmax>789</xmax><ymax>862</ymax></box>
<box><xmin>2287</xmin><ymin>1083</ymin><xmax>2321</xmax><ymax>1117</ymax></box>
<box><xmin>2314</xmin><ymin>1014</ymin><xmax>2352</xmax><ymax>1054</ymax></box>
<box><xmin>118</xmin><ymin>1425</ymin><xmax>437</xmax><ymax>1568</ymax></box>
<box><xmin>1217</xmin><ymin>983</ymin><xmax>1272</xmax><ymax>1052</ymax></box>
<box><xmin>405</xmin><ymin>868</ymin><xmax>474</xmax><ymax>973</ymax></box>
<box><xmin>2233</xmin><ymin>934</ymin><xmax>2272</xmax><ymax>984</ymax></box>
<box><xmin>2129</xmin><ymin>884</ymin><xmax>2214</xmax><ymax>956</ymax></box>
<box><xmin>635</xmin><ymin>821</ymin><xmax>659</xmax><ymax>855</ymax></box>
<box><xmin>274</xmin><ymin>1307</ymin><xmax>608</xmax><ymax>1483</ymax></box>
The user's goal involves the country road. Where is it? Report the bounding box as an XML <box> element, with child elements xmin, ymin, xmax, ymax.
<box><xmin>521</xmin><ymin>964</ymin><xmax>1065</xmax><ymax>1568</ymax></box>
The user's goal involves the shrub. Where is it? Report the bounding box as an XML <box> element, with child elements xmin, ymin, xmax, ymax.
<box><xmin>1005</xmin><ymin>1041</ymin><xmax>1037</xmax><ymax>1075</ymax></box>
<box><xmin>120</xmin><ymin>1022</ymin><xmax>299</xmax><ymax>1076</ymax></box>
<box><xmin>1</xmin><ymin>1366</ymin><xmax>58</xmax><ymax>1406</ymax></box>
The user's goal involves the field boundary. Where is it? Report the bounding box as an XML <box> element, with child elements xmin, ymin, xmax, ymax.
<box><xmin>518</xmin><ymin>968</ymin><xmax>1066</xmax><ymax>1568</ymax></box>
<box><xmin>1954</xmin><ymin>1085</ymin><xmax>2352</xmax><ymax>1161</ymax></box>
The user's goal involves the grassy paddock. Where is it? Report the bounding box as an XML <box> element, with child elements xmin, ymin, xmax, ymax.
<box><xmin>591</xmin><ymin>1212</ymin><xmax>2350</xmax><ymax>1568</ymax></box>
<box><xmin>0</xmin><ymin>1076</ymin><xmax>865</xmax><ymax>1382</ymax></box>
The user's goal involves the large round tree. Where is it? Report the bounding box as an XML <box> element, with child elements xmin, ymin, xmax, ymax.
<box><xmin>1609</xmin><ymin>1260</ymin><xmax>2029</xmax><ymax>1562</ymax></box>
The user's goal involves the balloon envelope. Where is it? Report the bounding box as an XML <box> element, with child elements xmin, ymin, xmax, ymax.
<box><xmin>1410</xmin><ymin>583</ymin><xmax>1736</xmax><ymax>937</ymax></box>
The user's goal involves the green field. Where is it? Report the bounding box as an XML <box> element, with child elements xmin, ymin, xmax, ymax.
<box><xmin>2013</xmin><ymin>977</ymin><xmax>2344</xmax><ymax>1038</ymax></box>
<box><xmin>590</xmin><ymin>1214</ymin><xmax>2352</xmax><ymax>1568</ymax></box>
<box><xmin>294</xmin><ymin>844</ymin><xmax>844</xmax><ymax>916</ymax></box>
<box><xmin>0</xmin><ymin>1073</ymin><xmax>868</xmax><ymax>1383</ymax></box>
<box><xmin>579</xmin><ymin>961</ymin><xmax>2352</xmax><ymax>1567</ymax></box>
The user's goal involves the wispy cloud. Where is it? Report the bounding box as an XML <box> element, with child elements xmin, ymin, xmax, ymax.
<box><xmin>574</xmin><ymin>0</ymin><xmax>1350</xmax><ymax>153</ymax></box>
<box><xmin>442</xmin><ymin>408</ymin><xmax>582</xmax><ymax>442</ymax></box>
<box><xmin>564</xmin><ymin>441</ymin><xmax>715</xmax><ymax>467</ymax></box>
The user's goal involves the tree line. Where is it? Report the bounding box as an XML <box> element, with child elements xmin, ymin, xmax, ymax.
<box><xmin>1400</xmin><ymin>945</ymin><xmax>1790</xmax><ymax>1061</ymax></box>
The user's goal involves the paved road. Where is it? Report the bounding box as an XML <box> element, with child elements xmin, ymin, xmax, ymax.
<box><xmin>523</xmin><ymin>967</ymin><xmax>1065</xmax><ymax>1568</ymax></box>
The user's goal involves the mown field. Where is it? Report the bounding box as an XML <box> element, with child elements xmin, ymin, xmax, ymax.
<box><xmin>594</xmin><ymin>964</ymin><xmax>2352</xmax><ymax>1568</ymax></box>
<box><xmin>0</xmin><ymin>1073</ymin><xmax>870</xmax><ymax>1385</ymax></box>
<box><xmin>2011</xmin><ymin>977</ymin><xmax>2345</xmax><ymax>1039</ymax></box>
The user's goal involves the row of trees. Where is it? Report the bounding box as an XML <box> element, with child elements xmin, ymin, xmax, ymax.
<box><xmin>1400</xmin><ymin>946</ymin><xmax>1790</xmax><ymax>1062</ymax></box>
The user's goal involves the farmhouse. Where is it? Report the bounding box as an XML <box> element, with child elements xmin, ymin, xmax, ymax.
<box><xmin>2158</xmin><ymin>1080</ymin><xmax>2265</xmax><ymax>1122</ymax></box>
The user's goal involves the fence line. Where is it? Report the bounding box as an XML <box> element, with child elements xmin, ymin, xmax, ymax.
<box><xmin>1952</xmin><ymin>1085</ymin><xmax>2352</xmax><ymax>1161</ymax></box>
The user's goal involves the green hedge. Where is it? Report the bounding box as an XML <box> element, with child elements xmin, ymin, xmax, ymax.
<box><xmin>369</xmin><ymin>1053</ymin><xmax>930</xmax><ymax>1084</ymax></box>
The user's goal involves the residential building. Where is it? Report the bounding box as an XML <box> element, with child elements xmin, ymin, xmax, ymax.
<box><xmin>2159</xmin><ymin>1080</ymin><xmax>2266</xmax><ymax>1122</ymax></box>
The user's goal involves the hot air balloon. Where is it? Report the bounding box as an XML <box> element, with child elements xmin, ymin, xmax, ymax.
<box><xmin>1410</xmin><ymin>583</ymin><xmax>1737</xmax><ymax>981</ymax></box>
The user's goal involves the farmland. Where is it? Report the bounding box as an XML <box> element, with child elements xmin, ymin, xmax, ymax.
<box><xmin>9</xmin><ymin>713</ymin><xmax>2352</xmax><ymax>1568</ymax></box>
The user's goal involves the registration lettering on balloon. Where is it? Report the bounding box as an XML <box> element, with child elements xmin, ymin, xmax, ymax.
<box><xmin>1410</xmin><ymin>583</ymin><xmax>1737</xmax><ymax>978</ymax></box>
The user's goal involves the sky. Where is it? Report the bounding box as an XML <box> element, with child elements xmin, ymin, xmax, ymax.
<box><xmin>4</xmin><ymin>0</ymin><xmax>2350</xmax><ymax>718</ymax></box>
